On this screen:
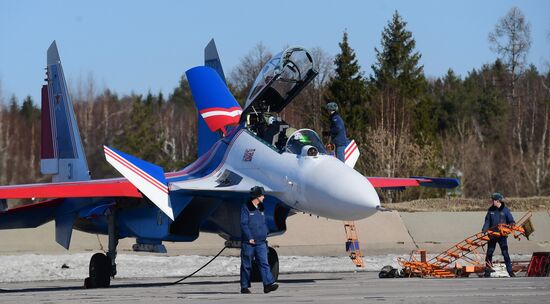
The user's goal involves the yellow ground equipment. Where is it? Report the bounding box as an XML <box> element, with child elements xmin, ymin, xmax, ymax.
<box><xmin>398</xmin><ymin>212</ymin><xmax>534</xmax><ymax>278</ymax></box>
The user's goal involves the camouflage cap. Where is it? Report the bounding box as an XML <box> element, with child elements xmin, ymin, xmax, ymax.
<box><xmin>326</xmin><ymin>102</ymin><xmax>338</xmax><ymax>111</ymax></box>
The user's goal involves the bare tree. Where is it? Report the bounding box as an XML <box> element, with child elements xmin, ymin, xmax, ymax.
<box><xmin>284</xmin><ymin>47</ymin><xmax>334</xmax><ymax>131</ymax></box>
<box><xmin>72</xmin><ymin>72</ymin><xmax>99</xmax><ymax>103</ymax></box>
<box><xmin>488</xmin><ymin>6</ymin><xmax>531</xmax><ymax>120</ymax></box>
<box><xmin>489</xmin><ymin>7</ymin><xmax>531</xmax><ymax>80</ymax></box>
<box><xmin>489</xmin><ymin>6</ymin><xmax>533</xmax><ymax>192</ymax></box>
<box><xmin>229</xmin><ymin>42</ymin><xmax>272</xmax><ymax>101</ymax></box>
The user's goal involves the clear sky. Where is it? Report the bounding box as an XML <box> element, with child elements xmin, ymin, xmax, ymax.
<box><xmin>1</xmin><ymin>0</ymin><xmax>549</xmax><ymax>104</ymax></box>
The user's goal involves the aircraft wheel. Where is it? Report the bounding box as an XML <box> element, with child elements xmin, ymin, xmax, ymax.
<box><xmin>251</xmin><ymin>246</ymin><xmax>279</xmax><ymax>282</ymax></box>
<box><xmin>85</xmin><ymin>253</ymin><xmax>111</xmax><ymax>288</ymax></box>
<box><xmin>268</xmin><ymin>247</ymin><xmax>279</xmax><ymax>281</ymax></box>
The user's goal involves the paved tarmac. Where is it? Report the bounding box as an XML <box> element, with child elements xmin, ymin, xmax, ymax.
<box><xmin>1</xmin><ymin>272</ymin><xmax>548</xmax><ymax>303</ymax></box>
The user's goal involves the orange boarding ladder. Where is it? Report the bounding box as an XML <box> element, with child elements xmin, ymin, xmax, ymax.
<box><xmin>398</xmin><ymin>212</ymin><xmax>533</xmax><ymax>278</ymax></box>
<box><xmin>344</xmin><ymin>221</ymin><xmax>365</xmax><ymax>268</ymax></box>
<box><xmin>326</xmin><ymin>143</ymin><xmax>365</xmax><ymax>269</ymax></box>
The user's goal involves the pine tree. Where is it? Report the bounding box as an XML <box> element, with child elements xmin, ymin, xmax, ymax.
<box><xmin>369</xmin><ymin>11</ymin><xmax>426</xmax><ymax>135</ymax></box>
<box><xmin>169</xmin><ymin>76</ymin><xmax>196</xmax><ymax>110</ymax></box>
<box><xmin>325</xmin><ymin>31</ymin><xmax>367</xmax><ymax>134</ymax></box>
<box><xmin>433</xmin><ymin>69</ymin><xmax>463</xmax><ymax>134</ymax></box>
<box><xmin>114</xmin><ymin>95</ymin><xmax>168</xmax><ymax>167</ymax></box>
<box><xmin>19</xmin><ymin>96</ymin><xmax>40</xmax><ymax>121</ymax></box>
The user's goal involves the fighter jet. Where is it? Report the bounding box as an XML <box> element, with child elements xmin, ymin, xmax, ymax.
<box><xmin>0</xmin><ymin>40</ymin><xmax>458</xmax><ymax>288</ymax></box>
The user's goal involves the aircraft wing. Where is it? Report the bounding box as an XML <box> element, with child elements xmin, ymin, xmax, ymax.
<box><xmin>0</xmin><ymin>153</ymin><xmax>150</xmax><ymax>234</ymax></box>
<box><xmin>367</xmin><ymin>176</ymin><xmax>459</xmax><ymax>190</ymax></box>
<box><xmin>0</xmin><ymin>179</ymin><xmax>142</xmax><ymax>199</ymax></box>
<box><xmin>0</xmin><ymin>179</ymin><xmax>141</xmax><ymax>242</ymax></box>
<box><xmin>0</xmin><ymin>198</ymin><xmax>66</xmax><ymax>229</ymax></box>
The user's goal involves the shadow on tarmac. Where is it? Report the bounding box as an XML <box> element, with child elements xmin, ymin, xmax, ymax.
<box><xmin>0</xmin><ymin>276</ymin><xmax>340</xmax><ymax>293</ymax></box>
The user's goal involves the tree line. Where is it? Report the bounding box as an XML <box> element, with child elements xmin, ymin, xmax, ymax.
<box><xmin>0</xmin><ymin>7</ymin><xmax>548</xmax><ymax>201</ymax></box>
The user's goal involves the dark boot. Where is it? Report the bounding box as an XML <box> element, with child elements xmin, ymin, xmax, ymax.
<box><xmin>240</xmin><ymin>288</ymin><xmax>251</xmax><ymax>294</ymax></box>
<box><xmin>508</xmin><ymin>272</ymin><xmax>516</xmax><ymax>277</ymax></box>
<box><xmin>263</xmin><ymin>283</ymin><xmax>279</xmax><ymax>294</ymax></box>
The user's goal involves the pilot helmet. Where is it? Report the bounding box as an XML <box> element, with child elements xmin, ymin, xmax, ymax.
<box><xmin>250</xmin><ymin>186</ymin><xmax>265</xmax><ymax>198</ymax></box>
<box><xmin>326</xmin><ymin>102</ymin><xmax>338</xmax><ymax>111</ymax></box>
<box><xmin>490</xmin><ymin>192</ymin><xmax>504</xmax><ymax>202</ymax></box>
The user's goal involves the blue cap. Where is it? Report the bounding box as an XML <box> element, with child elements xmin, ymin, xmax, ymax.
<box><xmin>491</xmin><ymin>192</ymin><xmax>504</xmax><ymax>201</ymax></box>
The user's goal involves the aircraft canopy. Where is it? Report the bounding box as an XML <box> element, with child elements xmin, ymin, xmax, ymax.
<box><xmin>240</xmin><ymin>47</ymin><xmax>318</xmax><ymax>121</ymax></box>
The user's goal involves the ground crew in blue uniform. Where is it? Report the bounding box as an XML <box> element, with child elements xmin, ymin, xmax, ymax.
<box><xmin>326</xmin><ymin>102</ymin><xmax>349</xmax><ymax>162</ymax></box>
<box><xmin>482</xmin><ymin>192</ymin><xmax>516</xmax><ymax>277</ymax></box>
<box><xmin>240</xmin><ymin>186</ymin><xmax>279</xmax><ymax>294</ymax></box>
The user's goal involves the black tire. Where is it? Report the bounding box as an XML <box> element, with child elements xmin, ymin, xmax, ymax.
<box><xmin>86</xmin><ymin>253</ymin><xmax>111</xmax><ymax>288</ymax></box>
<box><xmin>251</xmin><ymin>247</ymin><xmax>279</xmax><ymax>282</ymax></box>
<box><xmin>268</xmin><ymin>247</ymin><xmax>279</xmax><ymax>281</ymax></box>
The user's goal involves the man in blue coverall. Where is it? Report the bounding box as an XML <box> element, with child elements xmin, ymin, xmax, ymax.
<box><xmin>326</xmin><ymin>102</ymin><xmax>349</xmax><ymax>162</ymax></box>
<box><xmin>482</xmin><ymin>192</ymin><xmax>516</xmax><ymax>277</ymax></box>
<box><xmin>240</xmin><ymin>186</ymin><xmax>279</xmax><ymax>294</ymax></box>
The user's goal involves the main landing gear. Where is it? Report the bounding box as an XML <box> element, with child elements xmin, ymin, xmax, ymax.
<box><xmin>251</xmin><ymin>246</ymin><xmax>279</xmax><ymax>282</ymax></box>
<box><xmin>84</xmin><ymin>208</ymin><xmax>118</xmax><ymax>288</ymax></box>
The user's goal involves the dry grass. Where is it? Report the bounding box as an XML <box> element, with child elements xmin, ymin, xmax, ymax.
<box><xmin>383</xmin><ymin>196</ymin><xmax>550</xmax><ymax>212</ymax></box>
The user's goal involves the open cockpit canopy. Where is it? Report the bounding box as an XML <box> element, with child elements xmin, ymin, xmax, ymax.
<box><xmin>240</xmin><ymin>46</ymin><xmax>318</xmax><ymax>121</ymax></box>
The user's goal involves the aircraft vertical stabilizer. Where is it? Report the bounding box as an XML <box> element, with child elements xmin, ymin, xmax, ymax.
<box><xmin>192</xmin><ymin>39</ymin><xmax>233</xmax><ymax>157</ymax></box>
<box><xmin>204</xmin><ymin>39</ymin><xmax>227</xmax><ymax>84</ymax></box>
<box><xmin>41</xmin><ymin>41</ymin><xmax>90</xmax><ymax>182</ymax></box>
<box><xmin>186</xmin><ymin>66</ymin><xmax>242</xmax><ymax>155</ymax></box>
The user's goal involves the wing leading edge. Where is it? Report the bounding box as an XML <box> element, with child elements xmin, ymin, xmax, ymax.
<box><xmin>0</xmin><ymin>179</ymin><xmax>141</xmax><ymax>199</ymax></box>
<box><xmin>367</xmin><ymin>176</ymin><xmax>460</xmax><ymax>190</ymax></box>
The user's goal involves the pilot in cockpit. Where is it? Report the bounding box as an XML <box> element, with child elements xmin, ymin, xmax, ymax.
<box><xmin>266</xmin><ymin>115</ymin><xmax>292</xmax><ymax>152</ymax></box>
<box><xmin>247</xmin><ymin>112</ymin><xmax>295</xmax><ymax>152</ymax></box>
<box><xmin>247</xmin><ymin>113</ymin><xmax>266</xmax><ymax>138</ymax></box>
<box><xmin>264</xmin><ymin>116</ymin><xmax>280</xmax><ymax>144</ymax></box>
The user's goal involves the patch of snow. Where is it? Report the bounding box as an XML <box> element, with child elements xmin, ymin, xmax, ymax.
<box><xmin>0</xmin><ymin>253</ymin><xmax>531</xmax><ymax>283</ymax></box>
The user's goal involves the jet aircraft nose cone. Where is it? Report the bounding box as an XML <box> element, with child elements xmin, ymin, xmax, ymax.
<box><xmin>302</xmin><ymin>157</ymin><xmax>380</xmax><ymax>220</ymax></box>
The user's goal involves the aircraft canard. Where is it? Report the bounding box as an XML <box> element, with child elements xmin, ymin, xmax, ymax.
<box><xmin>104</xmin><ymin>146</ymin><xmax>173</xmax><ymax>220</ymax></box>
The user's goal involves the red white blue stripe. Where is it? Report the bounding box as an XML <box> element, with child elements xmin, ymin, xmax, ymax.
<box><xmin>199</xmin><ymin>106</ymin><xmax>242</xmax><ymax>132</ymax></box>
<box><xmin>344</xmin><ymin>140</ymin><xmax>360</xmax><ymax>168</ymax></box>
<box><xmin>344</xmin><ymin>140</ymin><xmax>358</xmax><ymax>161</ymax></box>
<box><xmin>187</xmin><ymin>66</ymin><xmax>242</xmax><ymax>132</ymax></box>
<box><xmin>104</xmin><ymin>146</ymin><xmax>173</xmax><ymax>220</ymax></box>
